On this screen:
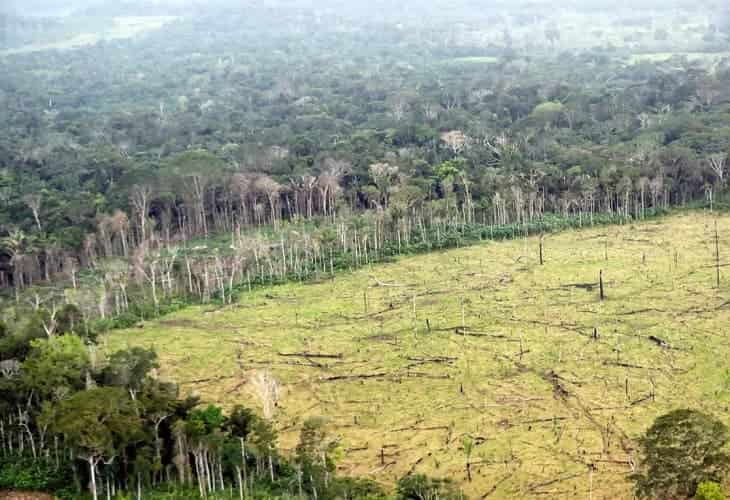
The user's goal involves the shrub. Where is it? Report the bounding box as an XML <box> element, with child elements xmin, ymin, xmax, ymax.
<box><xmin>632</xmin><ymin>409</ymin><xmax>730</xmax><ymax>499</ymax></box>
<box><xmin>0</xmin><ymin>455</ymin><xmax>72</xmax><ymax>492</ymax></box>
<box><xmin>695</xmin><ymin>482</ymin><xmax>726</xmax><ymax>500</ymax></box>
<box><xmin>397</xmin><ymin>473</ymin><xmax>465</xmax><ymax>499</ymax></box>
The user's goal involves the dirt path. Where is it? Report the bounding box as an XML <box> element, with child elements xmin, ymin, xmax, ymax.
<box><xmin>0</xmin><ymin>492</ymin><xmax>53</xmax><ymax>500</ymax></box>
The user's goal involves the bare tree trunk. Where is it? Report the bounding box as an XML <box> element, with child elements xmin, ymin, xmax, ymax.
<box><xmin>89</xmin><ymin>457</ymin><xmax>99</xmax><ymax>500</ymax></box>
<box><xmin>715</xmin><ymin>219</ymin><xmax>721</xmax><ymax>288</ymax></box>
<box><xmin>599</xmin><ymin>270</ymin><xmax>605</xmax><ymax>301</ymax></box>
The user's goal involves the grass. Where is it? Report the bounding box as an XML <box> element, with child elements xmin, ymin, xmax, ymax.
<box><xmin>444</xmin><ymin>57</ymin><xmax>499</xmax><ymax>65</ymax></box>
<box><xmin>628</xmin><ymin>51</ymin><xmax>730</xmax><ymax>65</ymax></box>
<box><xmin>108</xmin><ymin>212</ymin><xmax>730</xmax><ymax>498</ymax></box>
<box><xmin>0</xmin><ymin>16</ymin><xmax>175</xmax><ymax>56</ymax></box>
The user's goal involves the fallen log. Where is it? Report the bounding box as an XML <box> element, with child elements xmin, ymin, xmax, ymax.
<box><xmin>603</xmin><ymin>360</ymin><xmax>657</xmax><ymax>370</ymax></box>
<box><xmin>542</xmin><ymin>370</ymin><xmax>571</xmax><ymax>399</ymax></box>
<box><xmin>516</xmin><ymin>416</ymin><xmax>568</xmax><ymax>426</ymax></box>
<box><xmin>630</xmin><ymin>394</ymin><xmax>653</xmax><ymax>406</ymax></box>
<box><xmin>278</xmin><ymin>351</ymin><xmax>344</xmax><ymax>359</ymax></box>
<box><xmin>180</xmin><ymin>375</ymin><xmax>236</xmax><ymax>385</ymax></box>
<box><xmin>648</xmin><ymin>336</ymin><xmax>669</xmax><ymax>348</ymax></box>
<box><xmin>319</xmin><ymin>372</ymin><xmax>388</xmax><ymax>382</ymax></box>
<box><xmin>403</xmin><ymin>372</ymin><xmax>452</xmax><ymax>380</ymax></box>
<box><xmin>527</xmin><ymin>473</ymin><xmax>583</xmax><ymax>492</ymax></box>
<box><xmin>392</xmin><ymin>425</ymin><xmax>450</xmax><ymax>433</ymax></box>
<box><xmin>405</xmin><ymin>355</ymin><xmax>457</xmax><ymax>363</ymax></box>
<box><xmin>226</xmin><ymin>380</ymin><xmax>247</xmax><ymax>395</ymax></box>
<box><xmin>454</xmin><ymin>326</ymin><xmax>513</xmax><ymax>338</ymax></box>
<box><xmin>406</xmin><ymin>453</ymin><xmax>431</xmax><ymax>475</ymax></box>
<box><xmin>481</xmin><ymin>472</ymin><xmax>514</xmax><ymax>499</ymax></box>
<box><xmin>345</xmin><ymin>446</ymin><xmax>369</xmax><ymax>452</ymax></box>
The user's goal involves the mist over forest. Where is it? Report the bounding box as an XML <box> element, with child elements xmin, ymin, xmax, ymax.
<box><xmin>2</xmin><ymin>0</ymin><xmax>730</xmax><ymax>499</ymax></box>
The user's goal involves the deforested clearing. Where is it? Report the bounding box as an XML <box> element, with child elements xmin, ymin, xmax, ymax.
<box><xmin>109</xmin><ymin>211</ymin><xmax>730</xmax><ymax>498</ymax></box>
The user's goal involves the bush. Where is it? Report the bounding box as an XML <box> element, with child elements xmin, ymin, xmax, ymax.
<box><xmin>632</xmin><ymin>409</ymin><xmax>730</xmax><ymax>499</ymax></box>
<box><xmin>0</xmin><ymin>455</ymin><xmax>72</xmax><ymax>492</ymax></box>
<box><xmin>397</xmin><ymin>473</ymin><xmax>465</xmax><ymax>499</ymax></box>
<box><xmin>696</xmin><ymin>482</ymin><xmax>726</xmax><ymax>500</ymax></box>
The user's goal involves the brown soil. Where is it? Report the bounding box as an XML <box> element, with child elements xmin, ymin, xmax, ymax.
<box><xmin>0</xmin><ymin>492</ymin><xmax>54</xmax><ymax>500</ymax></box>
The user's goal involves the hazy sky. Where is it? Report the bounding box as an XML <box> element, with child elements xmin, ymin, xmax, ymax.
<box><xmin>2</xmin><ymin>0</ymin><xmax>726</xmax><ymax>17</ymax></box>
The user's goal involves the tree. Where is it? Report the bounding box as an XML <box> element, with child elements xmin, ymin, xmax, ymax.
<box><xmin>709</xmin><ymin>154</ymin><xmax>727</xmax><ymax>185</ymax></box>
<box><xmin>22</xmin><ymin>334</ymin><xmax>90</xmax><ymax>401</ymax></box>
<box><xmin>545</xmin><ymin>26</ymin><xmax>561</xmax><ymax>46</ymax></box>
<box><xmin>529</xmin><ymin>101</ymin><xmax>565</xmax><ymax>130</ymax></box>
<box><xmin>22</xmin><ymin>193</ymin><xmax>43</xmax><ymax>232</ymax></box>
<box><xmin>295</xmin><ymin>417</ymin><xmax>341</xmax><ymax>496</ymax></box>
<box><xmin>632</xmin><ymin>409</ymin><xmax>730</xmax><ymax>499</ymax></box>
<box><xmin>369</xmin><ymin>163</ymin><xmax>400</xmax><ymax>209</ymax></box>
<box><xmin>250</xmin><ymin>369</ymin><xmax>279</xmax><ymax>420</ymax></box>
<box><xmin>42</xmin><ymin>387</ymin><xmax>144</xmax><ymax>500</ymax></box>
<box><xmin>129</xmin><ymin>184</ymin><xmax>153</xmax><ymax>244</ymax></box>
<box><xmin>184</xmin><ymin>404</ymin><xmax>227</xmax><ymax>496</ymax></box>
<box><xmin>440</xmin><ymin>130</ymin><xmax>468</xmax><ymax>155</ymax></box>
<box><xmin>102</xmin><ymin>347</ymin><xmax>159</xmax><ymax>400</ymax></box>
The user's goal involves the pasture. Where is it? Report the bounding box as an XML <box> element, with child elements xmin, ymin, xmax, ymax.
<box><xmin>108</xmin><ymin>212</ymin><xmax>730</xmax><ymax>498</ymax></box>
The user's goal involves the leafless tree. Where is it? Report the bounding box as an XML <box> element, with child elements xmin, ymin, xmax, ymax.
<box><xmin>250</xmin><ymin>370</ymin><xmax>279</xmax><ymax>420</ymax></box>
<box><xmin>709</xmin><ymin>153</ymin><xmax>727</xmax><ymax>185</ymax></box>
<box><xmin>440</xmin><ymin>130</ymin><xmax>469</xmax><ymax>155</ymax></box>
<box><xmin>130</xmin><ymin>184</ymin><xmax>152</xmax><ymax>244</ymax></box>
<box><xmin>369</xmin><ymin>163</ymin><xmax>400</xmax><ymax>209</ymax></box>
<box><xmin>23</xmin><ymin>193</ymin><xmax>43</xmax><ymax>232</ymax></box>
<box><xmin>387</xmin><ymin>94</ymin><xmax>410</xmax><ymax>121</ymax></box>
<box><xmin>254</xmin><ymin>176</ymin><xmax>282</xmax><ymax>228</ymax></box>
<box><xmin>0</xmin><ymin>359</ymin><xmax>20</xmax><ymax>378</ymax></box>
<box><xmin>318</xmin><ymin>158</ymin><xmax>349</xmax><ymax>217</ymax></box>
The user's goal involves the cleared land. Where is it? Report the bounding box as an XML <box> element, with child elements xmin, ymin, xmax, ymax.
<box><xmin>108</xmin><ymin>212</ymin><xmax>730</xmax><ymax>498</ymax></box>
<box><xmin>0</xmin><ymin>17</ymin><xmax>175</xmax><ymax>56</ymax></box>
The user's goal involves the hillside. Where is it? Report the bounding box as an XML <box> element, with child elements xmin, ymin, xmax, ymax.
<box><xmin>107</xmin><ymin>211</ymin><xmax>730</xmax><ymax>498</ymax></box>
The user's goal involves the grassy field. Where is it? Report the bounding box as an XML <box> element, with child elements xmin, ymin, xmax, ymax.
<box><xmin>0</xmin><ymin>16</ymin><xmax>175</xmax><ymax>56</ymax></box>
<box><xmin>108</xmin><ymin>212</ymin><xmax>730</xmax><ymax>498</ymax></box>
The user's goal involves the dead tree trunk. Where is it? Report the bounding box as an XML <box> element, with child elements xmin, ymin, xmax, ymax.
<box><xmin>715</xmin><ymin>219</ymin><xmax>721</xmax><ymax>289</ymax></box>
<box><xmin>599</xmin><ymin>270</ymin><xmax>605</xmax><ymax>301</ymax></box>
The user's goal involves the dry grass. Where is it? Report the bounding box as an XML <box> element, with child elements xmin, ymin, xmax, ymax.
<box><xmin>108</xmin><ymin>212</ymin><xmax>730</xmax><ymax>498</ymax></box>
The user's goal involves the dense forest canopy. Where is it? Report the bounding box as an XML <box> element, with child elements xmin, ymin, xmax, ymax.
<box><xmin>0</xmin><ymin>0</ymin><xmax>729</xmax><ymax>302</ymax></box>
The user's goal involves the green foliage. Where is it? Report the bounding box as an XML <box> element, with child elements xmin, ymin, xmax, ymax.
<box><xmin>397</xmin><ymin>474</ymin><xmax>465</xmax><ymax>500</ymax></box>
<box><xmin>187</xmin><ymin>404</ymin><xmax>226</xmax><ymax>436</ymax></box>
<box><xmin>435</xmin><ymin>159</ymin><xmax>466</xmax><ymax>181</ymax></box>
<box><xmin>295</xmin><ymin>417</ymin><xmax>342</xmax><ymax>495</ymax></box>
<box><xmin>42</xmin><ymin>386</ymin><xmax>146</xmax><ymax>459</ymax></box>
<box><xmin>22</xmin><ymin>333</ymin><xmax>90</xmax><ymax>398</ymax></box>
<box><xmin>102</xmin><ymin>346</ymin><xmax>159</xmax><ymax>394</ymax></box>
<box><xmin>226</xmin><ymin>404</ymin><xmax>258</xmax><ymax>439</ymax></box>
<box><xmin>0</xmin><ymin>455</ymin><xmax>72</xmax><ymax>492</ymax></box>
<box><xmin>55</xmin><ymin>304</ymin><xmax>85</xmax><ymax>334</ymax></box>
<box><xmin>695</xmin><ymin>482</ymin><xmax>726</xmax><ymax>500</ymax></box>
<box><xmin>633</xmin><ymin>409</ymin><xmax>730</xmax><ymax>499</ymax></box>
<box><xmin>329</xmin><ymin>477</ymin><xmax>388</xmax><ymax>499</ymax></box>
<box><xmin>529</xmin><ymin>101</ymin><xmax>565</xmax><ymax>127</ymax></box>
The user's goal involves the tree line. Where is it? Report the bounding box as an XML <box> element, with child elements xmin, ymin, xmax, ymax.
<box><xmin>0</xmin><ymin>328</ymin><xmax>469</xmax><ymax>499</ymax></box>
<box><xmin>1</xmin><ymin>5</ymin><xmax>729</xmax><ymax>318</ymax></box>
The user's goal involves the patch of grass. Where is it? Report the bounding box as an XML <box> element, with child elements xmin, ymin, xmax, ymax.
<box><xmin>444</xmin><ymin>56</ymin><xmax>499</xmax><ymax>65</ymax></box>
<box><xmin>0</xmin><ymin>16</ymin><xmax>175</xmax><ymax>56</ymax></box>
<box><xmin>628</xmin><ymin>52</ymin><xmax>730</xmax><ymax>65</ymax></box>
<box><xmin>108</xmin><ymin>212</ymin><xmax>730</xmax><ymax>498</ymax></box>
